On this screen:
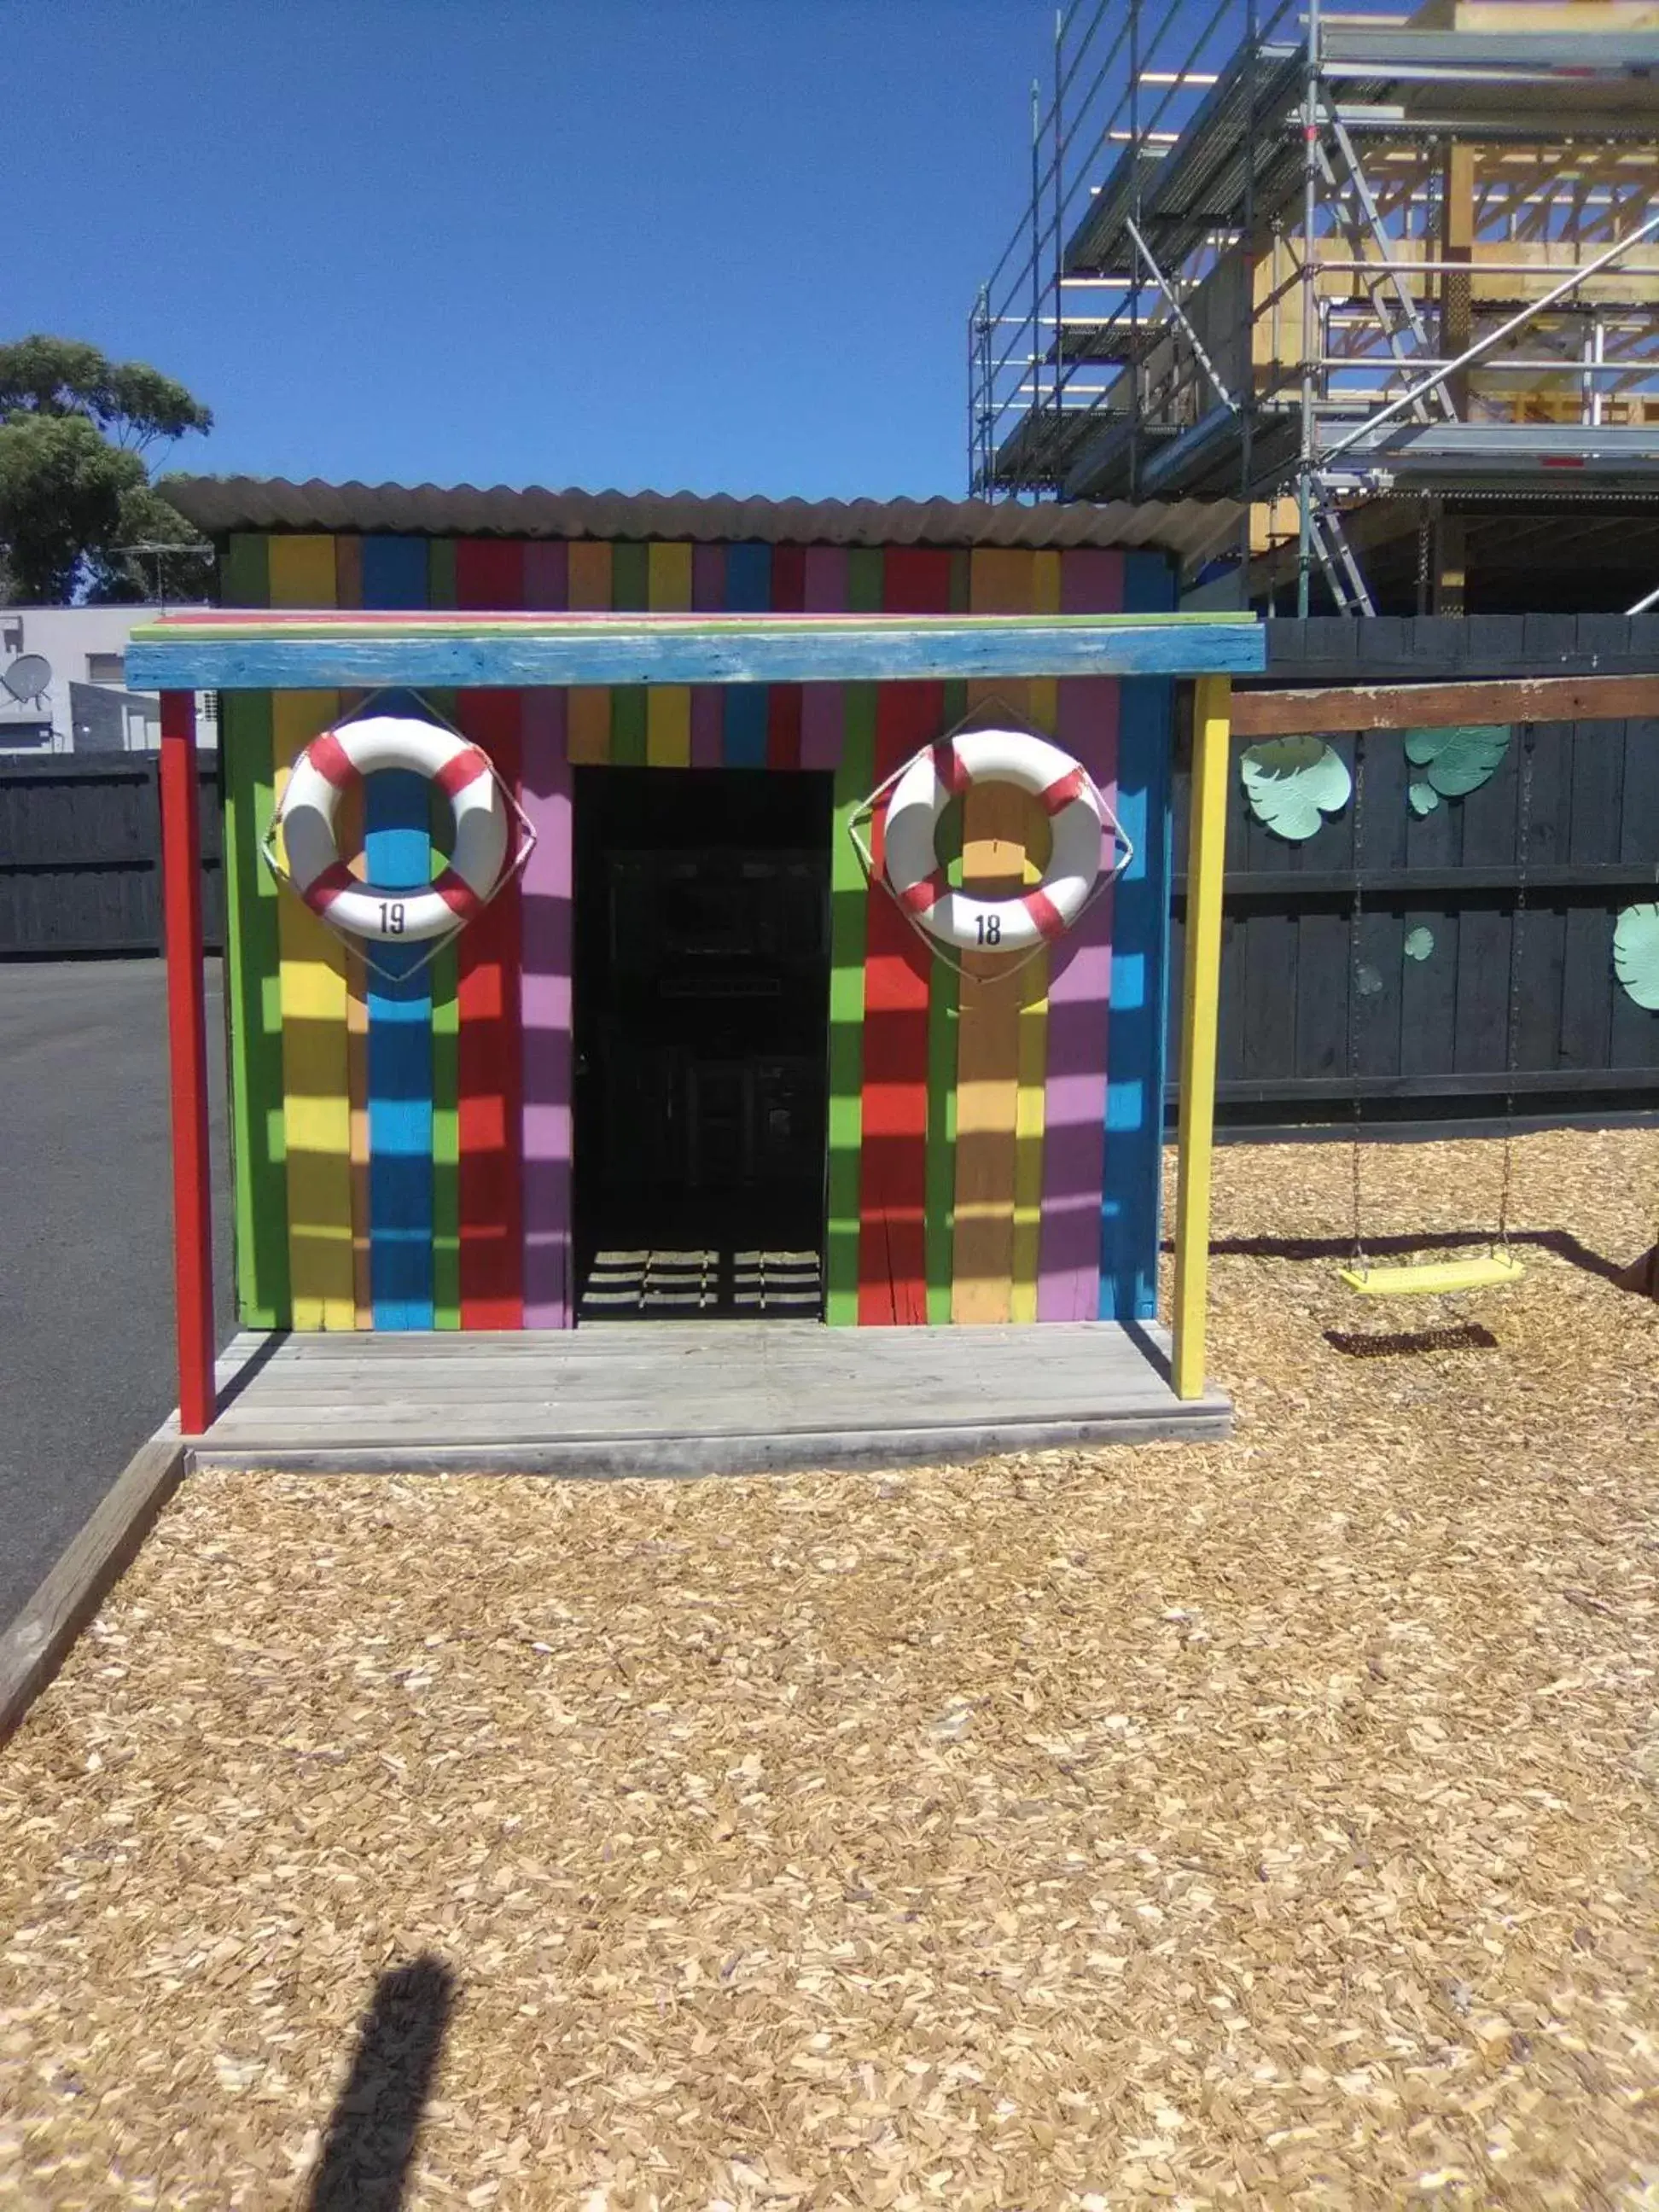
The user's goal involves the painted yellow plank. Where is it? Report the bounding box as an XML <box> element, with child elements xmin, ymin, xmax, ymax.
<box><xmin>267</xmin><ymin>534</ymin><xmax>339</xmax><ymax>608</ymax></box>
<box><xmin>272</xmin><ymin>678</ymin><xmax>355</xmax><ymax>1330</ymax></box>
<box><xmin>567</xmin><ymin>540</ymin><xmax>613</xmax><ymax>763</ymax></box>
<box><xmin>647</xmin><ymin>542</ymin><xmax>693</xmax><ymax>766</ymax></box>
<box><xmin>952</xmin><ymin>549</ymin><xmax>1037</xmax><ymax>1324</ymax></box>
<box><xmin>1173</xmin><ymin>676</ymin><xmax>1232</xmax><ymax>1400</ymax></box>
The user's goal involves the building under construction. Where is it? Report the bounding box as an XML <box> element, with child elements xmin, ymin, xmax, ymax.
<box><xmin>971</xmin><ymin>0</ymin><xmax>1659</xmax><ymax>614</ymax></box>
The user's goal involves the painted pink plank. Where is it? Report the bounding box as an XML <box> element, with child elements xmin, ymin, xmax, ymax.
<box><xmin>690</xmin><ymin>544</ymin><xmax>725</xmax><ymax>767</ymax></box>
<box><xmin>1036</xmin><ymin>548</ymin><xmax>1125</xmax><ymax>1322</ymax></box>
<box><xmin>520</xmin><ymin>541</ymin><xmax>574</xmax><ymax>1327</ymax></box>
<box><xmin>800</xmin><ymin>545</ymin><xmax>849</xmax><ymax>770</ymax></box>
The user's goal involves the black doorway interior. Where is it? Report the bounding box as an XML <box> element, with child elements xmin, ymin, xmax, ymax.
<box><xmin>572</xmin><ymin>767</ymin><xmax>833</xmax><ymax>1319</ymax></box>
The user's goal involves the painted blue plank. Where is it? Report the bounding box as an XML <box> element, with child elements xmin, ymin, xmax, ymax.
<box><xmin>359</xmin><ymin>538</ymin><xmax>439</xmax><ymax>1331</ymax></box>
<box><xmin>128</xmin><ymin>619</ymin><xmax>1265</xmax><ymax>693</ymax></box>
<box><xmin>366</xmin><ymin>773</ymin><xmax>435</xmax><ymax>1330</ymax></box>
<box><xmin>1099</xmin><ymin>551</ymin><xmax>1177</xmax><ymax>1324</ymax></box>
<box><xmin>360</xmin><ymin>535</ymin><xmax>431</xmax><ymax>610</ymax></box>
<box><xmin>722</xmin><ymin>542</ymin><xmax>772</xmax><ymax>765</ymax></box>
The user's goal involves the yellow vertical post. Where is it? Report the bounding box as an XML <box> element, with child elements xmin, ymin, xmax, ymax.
<box><xmin>1172</xmin><ymin>675</ymin><xmax>1232</xmax><ymax>1400</ymax></box>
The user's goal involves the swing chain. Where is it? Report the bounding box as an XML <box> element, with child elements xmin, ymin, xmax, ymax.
<box><xmin>1496</xmin><ymin>723</ymin><xmax>1534</xmax><ymax>1252</ymax></box>
<box><xmin>1348</xmin><ymin>726</ymin><xmax>1367</xmax><ymax>1268</ymax></box>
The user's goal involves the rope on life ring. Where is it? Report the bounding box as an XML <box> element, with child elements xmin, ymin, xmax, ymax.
<box><xmin>272</xmin><ymin>714</ymin><xmax>511</xmax><ymax>944</ymax></box>
<box><xmin>881</xmin><ymin>727</ymin><xmax>1129</xmax><ymax>957</ymax></box>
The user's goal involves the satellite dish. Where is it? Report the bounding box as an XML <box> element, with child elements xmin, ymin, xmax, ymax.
<box><xmin>3</xmin><ymin>654</ymin><xmax>52</xmax><ymax>704</ymax></box>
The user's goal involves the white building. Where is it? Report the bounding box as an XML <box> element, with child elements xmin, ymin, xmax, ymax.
<box><xmin>0</xmin><ymin>604</ymin><xmax>217</xmax><ymax>755</ymax></box>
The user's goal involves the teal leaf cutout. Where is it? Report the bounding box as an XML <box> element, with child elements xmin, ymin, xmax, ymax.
<box><xmin>1403</xmin><ymin>724</ymin><xmax>1510</xmax><ymax>800</ymax></box>
<box><xmin>1408</xmin><ymin>780</ymin><xmax>1440</xmax><ymax>817</ymax></box>
<box><xmin>1614</xmin><ymin>903</ymin><xmax>1659</xmax><ymax>1010</ymax></box>
<box><xmin>1403</xmin><ymin>926</ymin><xmax>1435</xmax><ymax>962</ymax></box>
<box><xmin>1240</xmin><ymin>735</ymin><xmax>1352</xmax><ymax>842</ymax></box>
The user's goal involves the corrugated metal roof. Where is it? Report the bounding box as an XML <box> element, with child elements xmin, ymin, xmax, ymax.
<box><xmin>159</xmin><ymin>475</ymin><xmax>1242</xmax><ymax>560</ymax></box>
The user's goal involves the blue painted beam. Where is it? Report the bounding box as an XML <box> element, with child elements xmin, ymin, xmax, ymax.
<box><xmin>128</xmin><ymin>620</ymin><xmax>1263</xmax><ymax>693</ymax></box>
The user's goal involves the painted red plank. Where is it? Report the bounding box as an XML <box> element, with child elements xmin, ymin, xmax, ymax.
<box><xmin>159</xmin><ymin>690</ymin><xmax>216</xmax><ymax>1429</ymax></box>
<box><xmin>455</xmin><ymin>537</ymin><xmax>527</xmax><ymax>614</ymax></box>
<box><xmin>454</xmin><ymin>539</ymin><xmax>526</xmax><ymax>1327</ymax></box>
<box><xmin>856</xmin><ymin>547</ymin><xmax>952</xmax><ymax>1325</ymax></box>
<box><xmin>765</xmin><ymin>544</ymin><xmax>806</xmax><ymax>770</ymax></box>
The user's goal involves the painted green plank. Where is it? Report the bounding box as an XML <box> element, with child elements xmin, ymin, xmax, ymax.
<box><xmin>923</xmin><ymin>550</ymin><xmax>971</xmax><ymax>1324</ymax></box>
<box><xmin>218</xmin><ymin>533</ymin><xmax>288</xmax><ymax>1329</ymax></box>
<box><xmin>824</xmin><ymin>548</ymin><xmax>883</xmax><ymax>1325</ymax></box>
<box><xmin>610</xmin><ymin>540</ymin><xmax>649</xmax><ymax>766</ymax></box>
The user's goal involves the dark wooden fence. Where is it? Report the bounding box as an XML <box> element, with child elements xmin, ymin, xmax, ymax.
<box><xmin>0</xmin><ymin>755</ymin><xmax>222</xmax><ymax>956</ymax></box>
<box><xmin>4</xmin><ymin>613</ymin><xmax>1657</xmax><ymax>1121</ymax></box>
<box><xmin>1171</xmin><ymin>614</ymin><xmax>1659</xmax><ymax>1122</ymax></box>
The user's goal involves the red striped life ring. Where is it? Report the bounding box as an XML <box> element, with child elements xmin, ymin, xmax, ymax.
<box><xmin>882</xmin><ymin>728</ymin><xmax>1116</xmax><ymax>954</ymax></box>
<box><xmin>276</xmin><ymin>715</ymin><xmax>509</xmax><ymax>942</ymax></box>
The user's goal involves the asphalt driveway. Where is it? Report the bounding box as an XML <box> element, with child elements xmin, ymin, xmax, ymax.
<box><xmin>0</xmin><ymin>959</ymin><xmax>234</xmax><ymax>1634</ymax></box>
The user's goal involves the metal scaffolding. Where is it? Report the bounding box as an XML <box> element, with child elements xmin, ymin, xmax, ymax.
<box><xmin>970</xmin><ymin>0</ymin><xmax>1659</xmax><ymax>613</ymax></box>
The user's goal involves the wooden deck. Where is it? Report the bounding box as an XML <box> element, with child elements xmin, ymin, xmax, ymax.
<box><xmin>194</xmin><ymin>1321</ymin><xmax>1231</xmax><ymax>1476</ymax></box>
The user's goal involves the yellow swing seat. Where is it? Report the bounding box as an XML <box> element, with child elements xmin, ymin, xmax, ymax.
<box><xmin>1338</xmin><ymin>1253</ymin><xmax>1527</xmax><ymax>1296</ymax></box>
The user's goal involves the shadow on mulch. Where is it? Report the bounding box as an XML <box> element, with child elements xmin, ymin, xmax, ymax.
<box><xmin>307</xmin><ymin>1954</ymin><xmax>456</xmax><ymax>2212</ymax></box>
<box><xmin>1324</xmin><ymin>1323</ymin><xmax>1499</xmax><ymax>1359</ymax></box>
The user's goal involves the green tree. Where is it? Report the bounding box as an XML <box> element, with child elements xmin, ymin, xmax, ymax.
<box><xmin>0</xmin><ymin>336</ymin><xmax>213</xmax><ymax>603</ymax></box>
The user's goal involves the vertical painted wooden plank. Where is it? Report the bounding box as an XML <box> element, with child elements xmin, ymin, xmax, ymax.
<box><xmin>521</xmin><ymin>538</ymin><xmax>573</xmax><ymax>1328</ymax></box>
<box><xmin>159</xmin><ymin>690</ymin><xmax>217</xmax><ymax>1431</ymax></box>
<box><xmin>333</xmin><ymin>534</ymin><xmax>374</xmax><ymax>1328</ymax></box>
<box><xmin>361</xmin><ymin>537</ymin><xmax>439</xmax><ymax>1330</ymax></box>
<box><xmin>690</xmin><ymin>544</ymin><xmax>726</xmax><ymax>767</ymax></box>
<box><xmin>267</xmin><ymin>535</ymin><xmax>352</xmax><ymax>1329</ymax></box>
<box><xmin>644</xmin><ymin>542</ymin><xmax>693</xmax><ymax>766</ymax></box>
<box><xmin>1101</xmin><ymin>550</ymin><xmax>1178</xmax><ymax>1321</ymax></box>
<box><xmin>218</xmin><ymin>533</ymin><xmax>288</xmax><ymax>1329</ymax></box>
<box><xmin>430</xmin><ymin>952</ymin><xmax>461</xmax><ymax>1330</ymax></box>
<box><xmin>456</xmin><ymin>538</ymin><xmax>526</xmax><ymax>1328</ymax></box>
<box><xmin>800</xmin><ymin>547</ymin><xmax>848</xmax><ymax>771</ymax></box>
<box><xmin>609</xmin><ymin>540</ymin><xmax>649</xmax><ymax>767</ymax></box>
<box><xmin>364</xmin><ymin>758</ymin><xmax>434</xmax><ymax>1330</ymax></box>
<box><xmin>567</xmin><ymin>541</ymin><xmax>612</xmax><ymax>765</ymax></box>
<box><xmin>1009</xmin><ymin>548</ymin><xmax>1062</xmax><ymax>1322</ymax></box>
<box><xmin>766</xmin><ymin>544</ymin><xmax>806</xmax><ymax>769</ymax></box>
<box><xmin>824</xmin><ymin>546</ymin><xmax>883</xmax><ymax>1324</ymax></box>
<box><xmin>923</xmin><ymin>550</ymin><xmax>970</xmax><ymax>1324</ymax></box>
<box><xmin>723</xmin><ymin>543</ymin><xmax>771</xmax><ymax>766</ymax></box>
<box><xmin>857</xmin><ymin>548</ymin><xmax>950</xmax><ymax>1324</ymax></box>
<box><xmin>426</xmin><ymin>540</ymin><xmax>462</xmax><ymax>1329</ymax></box>
<box><xmin>952</xmin><ymin>548</ymin><xmax>1036</xmax><ymax>1323</ymax></box>
<box><xmin>1037</xmin><ymin>548</ymin><xmax>1124</xmax><ymax>1320</ymax></box>
<box><xmin>1173</xmin><ymin>676</ymin><xmax>1231</xmax><ymax>1400</ymax></box>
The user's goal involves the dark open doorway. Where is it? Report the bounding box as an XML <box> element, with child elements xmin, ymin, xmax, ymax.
<box><xmin>572</xmin><ymin>767</ymin><xmax>833</xmax><ymax>1319</ymax></box>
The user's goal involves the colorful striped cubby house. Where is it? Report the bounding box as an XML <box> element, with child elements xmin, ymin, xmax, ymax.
<box><xmin>166</xmin><ymin>480</ymin><xmax>1230</xmax><ymax>1340</ymax></box>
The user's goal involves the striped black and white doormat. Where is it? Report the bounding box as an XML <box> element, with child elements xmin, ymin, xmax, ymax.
<box><xmin>579</xmin><ymin>1247</ymin><xmax>823</xmax><ymax>1320</ymax></box>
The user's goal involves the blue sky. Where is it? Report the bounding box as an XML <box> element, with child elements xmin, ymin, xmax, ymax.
<box><xmin>16</xmin><ymin>1</ymin><xmax>1059</xmax><ymax>500</ymax></box>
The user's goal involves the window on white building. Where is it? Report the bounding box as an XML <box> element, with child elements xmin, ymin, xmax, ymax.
<box><xmin>86</xmin><ymin>652</ymin><xmax>126</xmax><ymax>687</ymax></box>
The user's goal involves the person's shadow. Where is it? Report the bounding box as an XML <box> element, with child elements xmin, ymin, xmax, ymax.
<box><xmin>307</xmin><ymin>1955</ymin><xmax>455</xmax><ymax>2211</ymax></box>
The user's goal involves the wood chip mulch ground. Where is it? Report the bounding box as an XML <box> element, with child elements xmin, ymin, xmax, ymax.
<box><xmin>3</xmin><ymin>1129</ymin><xmax>1657</xmax><ymax>2210</ymax></box>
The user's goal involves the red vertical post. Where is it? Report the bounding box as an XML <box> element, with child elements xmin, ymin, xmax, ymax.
<box><xmin>159</xmin><ymin>689</ymin><xmax>216</xmax><ymax>1433</ymax></box>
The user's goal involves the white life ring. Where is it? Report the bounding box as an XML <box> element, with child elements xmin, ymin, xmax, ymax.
<box><xmin>276</xmin><ymin>714</ymin><xmax>509</xmax><ymax>942</ymax></box>
<box><xmin>882</xmin><ymin>728</ymin><xmax>1119</xmax><ymax>954</ymax></box>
